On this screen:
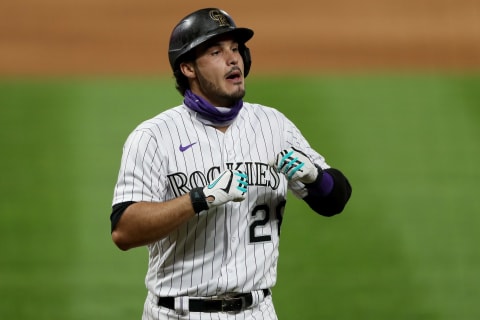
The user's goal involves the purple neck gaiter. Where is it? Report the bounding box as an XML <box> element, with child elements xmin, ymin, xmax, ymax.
<box><xmin>183</xmin><ymin>90</ymin><xmax>243</xmax><ymax>126</ymax></box>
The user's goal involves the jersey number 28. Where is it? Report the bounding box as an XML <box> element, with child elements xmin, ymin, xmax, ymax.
<box><xmin>249</xmin><ymin>200</ymin><xmax>286</xmax><ymax>243</ymax></box>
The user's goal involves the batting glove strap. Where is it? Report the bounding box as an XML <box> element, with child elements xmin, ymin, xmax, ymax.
<box><xmin>189</xmin><ymin>187</ymin><xmax>210</xmax><ymax>214</ymax></box>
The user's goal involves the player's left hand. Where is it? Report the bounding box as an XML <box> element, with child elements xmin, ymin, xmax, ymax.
<box><xmin>270</xmin><ymin>147</ymin><xmax>319</xmax><ymax>183</ymax></box>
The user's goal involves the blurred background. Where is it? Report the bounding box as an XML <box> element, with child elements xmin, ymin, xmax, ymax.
<box><xmin>1</xmin><ymin>0</ymin><xmax>479</xmax><ymax>75</ymax></box>
<box><xmin>1</xmin><ymin>0</ymin><xmax>479</xmax><ymax>319</ymax></box>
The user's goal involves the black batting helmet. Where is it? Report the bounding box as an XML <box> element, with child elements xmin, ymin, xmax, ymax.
<box><xmin>168</xmin><ymin>8</ymin><xmax>254</xmax><ymax>76</ymax></box>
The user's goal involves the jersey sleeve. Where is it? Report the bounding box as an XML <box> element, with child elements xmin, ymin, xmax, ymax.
<box><xmin>282</xmin><ymin>117</ymin><xmax>330</xmax><ymax>199</ymax></box>
<box><xmin>112</xmin><ymin>128</ymin><xmax>166</xmax><ymax>205</ymax></box>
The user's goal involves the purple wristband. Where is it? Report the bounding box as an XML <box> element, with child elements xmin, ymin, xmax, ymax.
<box><xmin>306</xmin><ymin>168</ymin><xmax>334</xmax><ymax>196</ymax></box>
<box><xmin>318</xmin><ymin>171</ymin><xmax>334</xmax><ymax>196</ymax></box>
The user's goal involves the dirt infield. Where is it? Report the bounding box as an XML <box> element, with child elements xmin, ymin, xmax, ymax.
<box><xmin>0</xmin><ymin>0</ymin><xmax>479</xmax><ymax>75</ymax></box>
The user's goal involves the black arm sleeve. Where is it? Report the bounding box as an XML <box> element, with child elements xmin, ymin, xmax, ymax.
<box><xmin>110</xmin><ymin>201</ymin><xmax>136</xmax><ymax>233</ymax></box>
<box><xmin>303</xmin><ymin>168</ymin><xmax>352</xmax><ymax>217</ymax></box>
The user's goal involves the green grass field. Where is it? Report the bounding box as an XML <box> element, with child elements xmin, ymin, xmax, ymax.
<box><xmin>1</xmin><ymin>74</ymin><xmax>479</xmax><ymax>319</ymax></box>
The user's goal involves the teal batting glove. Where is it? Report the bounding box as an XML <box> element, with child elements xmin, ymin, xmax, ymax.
<box><xmin>271</xmin><ymin>147</ymin><xmax>318</xmax><ymax>183</ymax></box>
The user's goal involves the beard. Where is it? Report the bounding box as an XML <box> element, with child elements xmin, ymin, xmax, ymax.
<box><xmin>195</xmin><ymin>69</ymin><xmax>245</xmax><ymax>107</ymax></box>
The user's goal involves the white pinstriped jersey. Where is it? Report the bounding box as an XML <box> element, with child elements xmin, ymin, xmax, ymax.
<box><xmin>112</xmin><ymin>102</ymin><xmax>330</xmax><ymax>297</ymax></box>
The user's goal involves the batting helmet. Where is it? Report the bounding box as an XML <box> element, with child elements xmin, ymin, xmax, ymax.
<box><xmin>168</xmin><ymin>8</ymin><xmax>254</xmax><ymax>76</ymax></box>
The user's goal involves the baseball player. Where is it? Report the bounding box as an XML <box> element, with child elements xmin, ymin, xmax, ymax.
<box><xmin>110</xmin><ymin>8</ymin><xmax>352</xmax><ymax>320</ymax></box>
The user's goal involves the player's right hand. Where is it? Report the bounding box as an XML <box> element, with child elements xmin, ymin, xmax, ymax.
<box><xmin>203</xmin><ymin>169</ymin><xmax>248</xmax><ymax>207</ymax></box>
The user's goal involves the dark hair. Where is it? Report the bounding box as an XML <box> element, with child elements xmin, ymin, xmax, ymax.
<box><xmin>173</xmin><ymin>51</ymin><xmax>196</xmax><ymax>96</ymax></box>
<box><xmin>174</xmin><ymin>68</ymin><xmax>190</xmax><ymax>96</ymax></box>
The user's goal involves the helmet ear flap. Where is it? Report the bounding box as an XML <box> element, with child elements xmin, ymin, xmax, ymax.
<box><xmin>241</xmin><ymin>45</ymin><xmax>252</xmax><ymax>77</ymax></box>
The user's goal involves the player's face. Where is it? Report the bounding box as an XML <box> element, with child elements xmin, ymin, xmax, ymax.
<box><xmin>189</xmin><ymin>37</ymin><xmax>246</xmax><ymax>107</ymax></box>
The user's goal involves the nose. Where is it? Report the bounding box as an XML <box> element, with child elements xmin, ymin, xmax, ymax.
<box><xmin>226</xmin><ymin>50</ymin><xmax>239</xmax><ymax>66</ymax></box>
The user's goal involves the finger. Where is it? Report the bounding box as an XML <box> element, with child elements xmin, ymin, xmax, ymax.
<box><xmin>287</xmin><ymin>161</ymin><xmax>305</xmax><ymax>180</ymax></box>
<box><xmin>279</xmin><ymin>150</ymin><xmax>294</xmax><ymax>171</ymax></box>
<box><xmin>234</xmin><ymin>171</ymin><xmax>248</xmax><ymax>193</ymax></box>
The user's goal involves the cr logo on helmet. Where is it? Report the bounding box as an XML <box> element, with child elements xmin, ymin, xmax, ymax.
<box><xmin>209</xmin><ymin>10</ymin><xmax>231</xmax><ymax>27</ymax></box>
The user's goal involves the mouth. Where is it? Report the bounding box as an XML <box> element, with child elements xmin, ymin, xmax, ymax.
<box><xmin>225</xmin><ymin>68</ymin><xmax>243</xmax><ymax>82</ymax></box>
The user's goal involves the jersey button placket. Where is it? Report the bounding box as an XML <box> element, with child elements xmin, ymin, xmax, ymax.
<box><xmin>225</xmin><ymin>149</ymin><xmax>234</xmax><ymax>162</ymax></box>
<box><xmin>223</xmin><ymin>131</ymin><xmax>234</xmax><ymax>162</ymax></box>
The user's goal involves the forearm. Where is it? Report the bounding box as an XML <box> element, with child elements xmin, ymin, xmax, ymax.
<box><xmin>111</xmin><ymin>194</ymin><xmax>196</xmax><ymax>250</ymax></box>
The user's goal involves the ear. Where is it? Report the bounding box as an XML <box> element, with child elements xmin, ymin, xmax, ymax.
<box><xmin>180</xmin><ymin>62</ymin><xmax>196</xmax><ymax>79</ymax></box>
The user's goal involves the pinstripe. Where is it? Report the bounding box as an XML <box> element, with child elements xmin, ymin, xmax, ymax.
<box><xmin>113</xmin><ymin>103</ymin><xmax>328</xmax><ymax>318</ymax></box>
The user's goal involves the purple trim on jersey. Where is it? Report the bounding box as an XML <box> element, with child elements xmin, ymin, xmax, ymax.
<box><xmin>183</xmin><ymin>90</ymin><xmax>243</xmax><ymax>125</ymax></box>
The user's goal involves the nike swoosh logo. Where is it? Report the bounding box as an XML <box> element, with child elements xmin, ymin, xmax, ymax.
<box><xmin>208</xmin><ymin>170</ymin><xmax>228</xmax><ymax>189</ymax></box>
<box><xmin>179</xmin><ymin>142</ymin><xmax>197</xmax><ymax>152</ymax></box>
